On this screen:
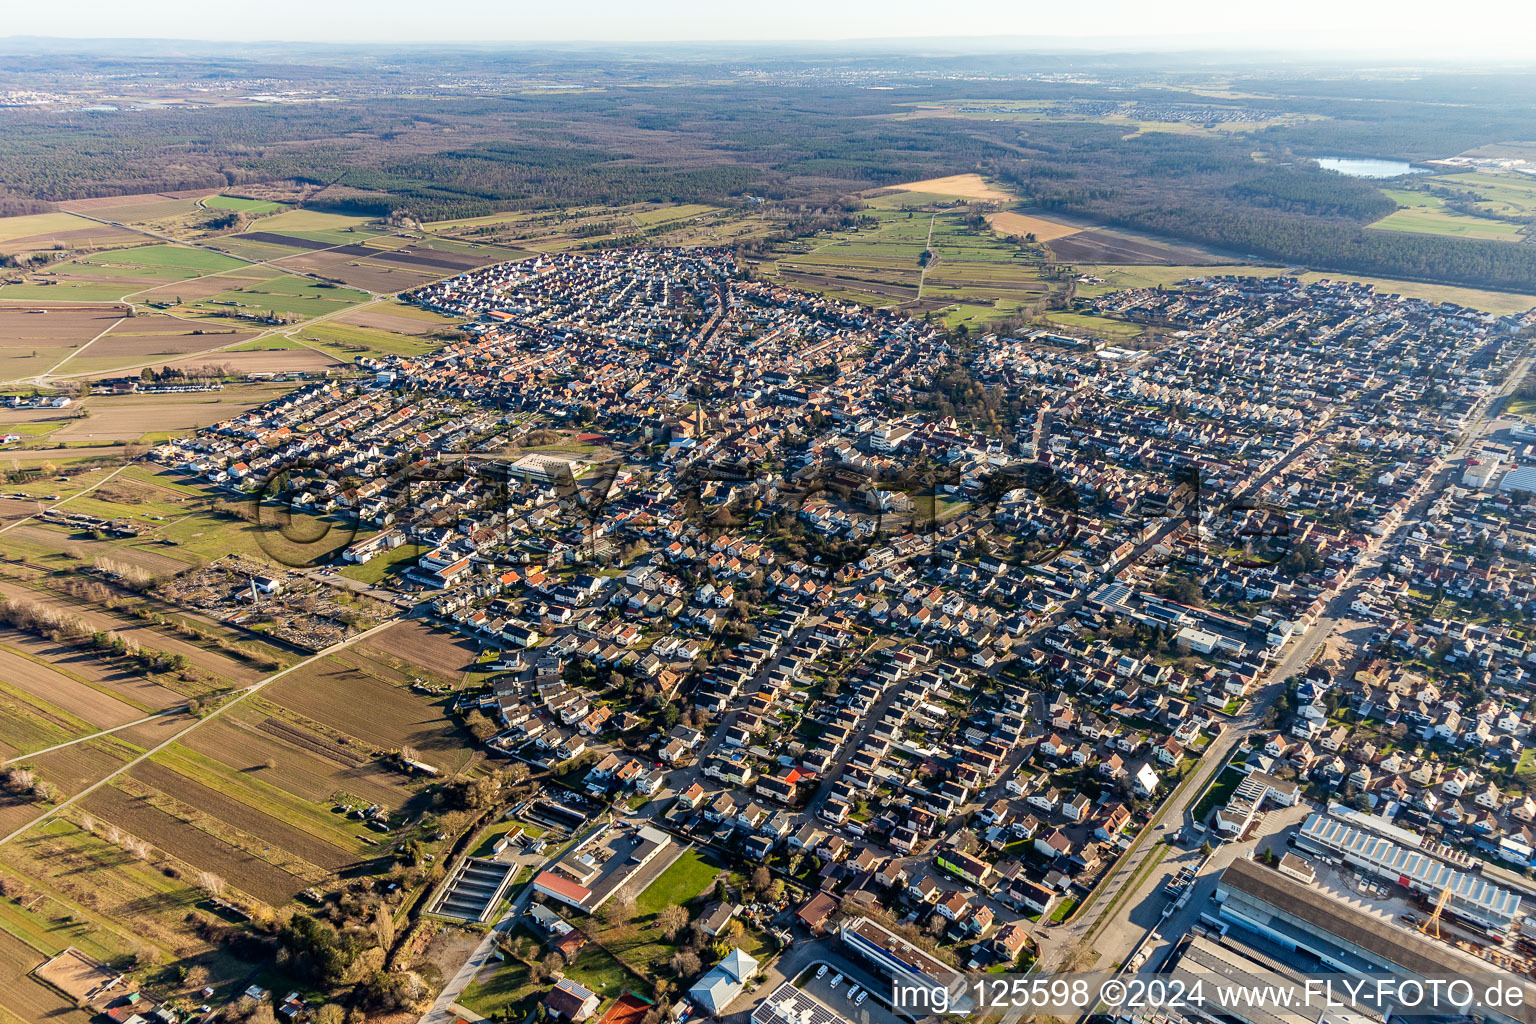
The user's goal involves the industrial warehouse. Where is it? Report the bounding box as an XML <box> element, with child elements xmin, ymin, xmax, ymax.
<box><xmin>1294</xmin><ymin>812</ymin><xmax>1523</xmax><ymax>930</ymax></box>
<box><xmin>1212</xmin><ymin>859</ymin><xmax>1536</xmax><ymax>1024</ymax></box>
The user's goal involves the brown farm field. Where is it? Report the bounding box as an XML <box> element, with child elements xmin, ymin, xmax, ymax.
<box><xmin>0</xmin><ymin>627</ymin><xmax>192</xmax><ymax>712</ymax></box>
<box><xmin>129</xmin><ymin>758</ymin><xmax>357</xmax><ymax>872</ymax></box>
<box><xmin>359</xmin><ymin>619</ymin><xmax>482</xmax><ymax>679</ymax></box>
<box><xmin>263</xmin><ymin>653</ymin><xmax>480</xmax><ymax>775</ymax></box>
<box><xmin>0</xmin><ymin>211</ymin><xmax>141</xmax><ymax>258</ymax></box>
<box><xmin>44</xmin><ymin>395</ymin><xmax>263</xmax><ymax>444</ymax></box>
<box><xmin>886</xmin><ymin>174</ymin><xmax>1013</xmax><ymax>201</ymax></box>
<box><xmin>0</xmin><ymin>579</ymin><xmax>264</xmax><ymax>687</ymax></box>
<box><xmin>164</xmin><ymin>347</ymin><xmax>343</xmax><ymax>375</ymax></box>
<box><xmin>0</xmin><ymin>644</ymin><xmax>145</xmax><ymax>729</ymax></box>
<box><xmin>0</xmin><ymin>304</ymin><xmax>125</xmax><ymax>380</ymax></box>
<box><xmin>53</xmin><ymin>318</ymin><xmax>261</xmax><ymax>376</ymax></box>
<box><xmin>181</xmin><ymin>711</ymin><xmax>413</xmax><ymax>810</ymax></box>
<box><xmin>130</xmin><ymin>269</ymin><xmax>277</xmax><ymax>304</ymax></box>
<box><xmin>24</xmin><ymin>735</ymin><xmax>139</xmax><ymax>800</ymax></box>
<box><xmin>81</xmin><ymin>783</ymin><xmax>306</xmax><ymax>906</ymax></box>
<box><xmin>986</xmin><ymin>210</ymin><xmax>1083</xmax><ymax>242</ymax></box>
<box><xmin>0</xmin><ymin>928</ymin><xmax>94</xmax><ymax>1024</ymax></box>
<box><xmin>334</xmin><ymin>304</ymin><xmax>460</xmax><ymax>334</ymax></box>
<box><xmin>1048</xmin><ymin>226</ymin><xmax>1222</xmax><ymax>265</ymax></box>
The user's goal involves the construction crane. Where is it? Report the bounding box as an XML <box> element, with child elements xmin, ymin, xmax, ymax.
<box><xmin>1420</xmin><ymin>882</ymin><xmax>1453</xmax><ymax>940</ymax></box>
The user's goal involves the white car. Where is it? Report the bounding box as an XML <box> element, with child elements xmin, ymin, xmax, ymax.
<box><xmin>856</xmin><ymin>992</ymin><xmax>869</xmax><ymax>1007</ymax></box>
<box><xmin>846</xmin><ymin>987</ymin><xmax>861</xmax><ymax>1002</ymax></box>
<box><xmin>816</xmin><ymin>965</ymin><xmax>828</xmax><ymax>979</ymax></box>
<box><xmin>830</xmin><ymin>974</ymin><xmax>844</xmax><ymax>989</ymax></box>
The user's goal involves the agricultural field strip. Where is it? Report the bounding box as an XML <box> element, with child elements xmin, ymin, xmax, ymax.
<box><xmin>64</xmin><ymin>207</ymin><xmax>392</xmax><ymax>301</ymax></box>
<box><xmin>1</xmin><ymin>708</ymin><xmax>178</xmax><ymax>766</ymax></box>
<box><xmin>35</xmin><ymin>309</ymin><xmax>139</xmax><ymax>379</ymax></box>
<box><xmin>0</xmin><ymin>464</ymin><xmax>130</xmax><ymax>539</ymax></box>
<box><xmin>45</xmin><ymin>295</ymin><xmax>386</xmax><ymax>382</ymax></box>
<box><xmin>0</xmin><ymin>615</ymin><xmax>401</xmax><ymax>846</ymax></box>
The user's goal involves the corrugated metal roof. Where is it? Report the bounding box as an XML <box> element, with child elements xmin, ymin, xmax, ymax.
<box><xmin>1299</xmin><ymin>813</ymin><xmax>1521</xmax><ymax>919</ymax></box>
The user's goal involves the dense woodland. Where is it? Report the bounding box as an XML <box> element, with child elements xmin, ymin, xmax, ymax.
<box><xmin>987</xmin><ymin>126</ymin><xmax>1536</xmax><ymax>292</ymax></box>
<box><xmin>3</xmin><ymin>48</ymin><xmax>1536</xmax><ymax>290</ymax></box>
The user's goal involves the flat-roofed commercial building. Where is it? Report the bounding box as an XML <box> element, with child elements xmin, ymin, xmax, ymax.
<box><xmin>839</xmin><ymin>916</ymin><xmax>972</xmax><ymax>1014</ymax></box>
<box><xmin>1155</xmin><ymin>933</ymin><xmax>1381</xmax><ymax>1024</ymax></box>
<box><xmin>1214</xmin><ymin>858</ymin><xmax>1536</xmax><ymax>1024</ymax></box>
<box><xmin>533</xmin><ymin>823</ymin><xmax>671</xmax><ymax>913</ymax></box>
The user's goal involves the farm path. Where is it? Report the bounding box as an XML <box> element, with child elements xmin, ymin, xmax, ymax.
<box><xmin>37</xmin><ymin>313</ymin><xmax>130</xmax><ymax>379</ymax></box>
<box><xmin>35</xmin><ymin>294</ymin><xmax>386</xmax><ymax>385</ymax></box>
<box><xmin>0</xmin><ymin>462</ymin><xmax>131</xmax><ymax>537</ymax></box>
<box><xmin>1</xmin><ymin>708</ymin><xmax>179</xmax><ymax>766</ymax></box>
<box><xmin>917</xmin><ymin>212</ymin><xmax>936</xmax><ymax>299</ymax></box>
<box><xmin>0</xmin><ymin>614</ymin><xmax>401</xmax><ymax>846</ymax></box>
<box><xmin>67</xmin><ymin>209</ymin><xmax>392</xmax><ymax>300</ymax></box>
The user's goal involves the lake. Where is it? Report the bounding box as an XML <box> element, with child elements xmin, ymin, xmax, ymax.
<box><xmin>1314</xmin><ymin>156</ymin><xmax>1430</xmax><ymax>179</ymax></box>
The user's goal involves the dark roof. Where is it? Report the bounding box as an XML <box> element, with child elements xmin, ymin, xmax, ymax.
<box><xmin>1220</xmin><ymin>858</ymin><xmax>1536</xmax><ymax>1024</ymax></box>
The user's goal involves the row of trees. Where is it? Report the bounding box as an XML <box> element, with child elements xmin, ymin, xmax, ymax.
<box><xmin>0</xmin><ymin>597</ymin><xmax>191</xmax><ymax>675</ymax></box>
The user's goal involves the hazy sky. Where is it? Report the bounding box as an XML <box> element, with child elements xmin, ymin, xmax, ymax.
<box><xmin>6</xmin><ymin>0</ymin><xmax>1536</xmax><ymax>55</ymax></box>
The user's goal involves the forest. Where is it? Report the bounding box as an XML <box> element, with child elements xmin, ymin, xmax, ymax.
<box><xmin>3</xmin><ymin>49</ymin><xmax>1536</xmax><ymax>290</ymax></box>
<box><xmin>988</xmin><ymin>127</ymin><xmax>1536</xmax><ymax>292</ymax></box>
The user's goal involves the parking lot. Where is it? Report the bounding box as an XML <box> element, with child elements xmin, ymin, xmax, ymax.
<box><xmin>785</xmin><ymin>962</ymin><xmax>909</xmax><ymax>1024</ymax></box>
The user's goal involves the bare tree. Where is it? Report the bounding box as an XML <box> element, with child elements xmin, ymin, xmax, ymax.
<box><xmin>600</xmin><ymin>889</ymin><xmax>636</xmax><ymax>926</ymax></box>
<box><xmin>657</xmin><ymin>904</ymin><xmax>690</xmax><ymax>940</ymax></box>
<box><xmin>197</xmin><ymin>871</ymin><xmax>226</xmax><ymax>897</ymax></box>
<box><xmin>670</xmin><ymin>949</ymin><xmax>702</xmax><ymax>978</ymax></box>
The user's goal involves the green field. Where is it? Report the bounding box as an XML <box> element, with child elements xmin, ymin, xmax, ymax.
<box><xmin>462</xmin><ymin>929</ymin><xmax>634</xmax><ymax>1019</ymax></box>
<box><xmin>203</xmin><ymin>196</ymin><xmax>287</xmax><ymax>216</ymax></box>
<box><xmin>190</xmin><ymin>276</ymin><xmax>371</xmax><ymax>319</ymax></box>
<box><xmin>1073</xmin><ymin>264</ymin><xmax>1287</xmax><ymax>296</ymax></box>
<box><xmin>0</xmin><ymin>211</ymin><xmax>91</xmax><ymax>243</ymax></box>
<box><xmin>0</xmin><ymin>243</ymin><xmax>257</xmax><ymax>302</ymax></box>
<box><xmin>255</xmin><ymin>209</ymin><xmax>380</xmax><ymax>235</ymax></box>
<box><xmin>338</xmin><ymin>542</ymin><xmax>422</xmax><ymax>585</ymax></box>
<box><xmin>635</xmin><ymin>848</ymin><xmax>720</xmax><ymax>918</ymax></box>
<box><xmin>1369</xmin><ymin>188</ymin><xmax>1525</xmax><ymax>242</ymax></box>
<box><xmin>1419</xmin><ymin>171</ymin><xmax>1536</xmax><ymax>219</ymax></box>
<box><xmin>94</xmin><ymin>245</ymin><xmax>248</xmax><ymax>273</ymax></box>
<box><xmin>1044</xmin><ymin>310</ymin><xmax>1144</xmax><ymax>338</ymax></box>
<box><xmin>0</xmin><ymin>211</ymin><xmax>143</xmax><ymax>257</ymax></box>
<box><xmin>762</xmin><ymin>201</ymin><xmax>1051</xmax><ymax>321</ymax></box>
<box><xmin>228</xmin><ymin>337</ymin><xmax>308</xmax><ymax>351</ymax></box>
<box><xmin>1191</xmin><ymin>766</ymin><xmax>1244</xmax><ymax>822</ymax></box>
<box><xmin>291</xmin><ymin>321</ymin><xmax>443</xmax><ymax>358</ymax></box>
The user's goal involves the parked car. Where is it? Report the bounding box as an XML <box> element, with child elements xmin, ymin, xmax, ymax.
<box><xmin>816</xmin><ymin>965</ymin><xmax>827</xmax><ymax>979</ymax></box>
